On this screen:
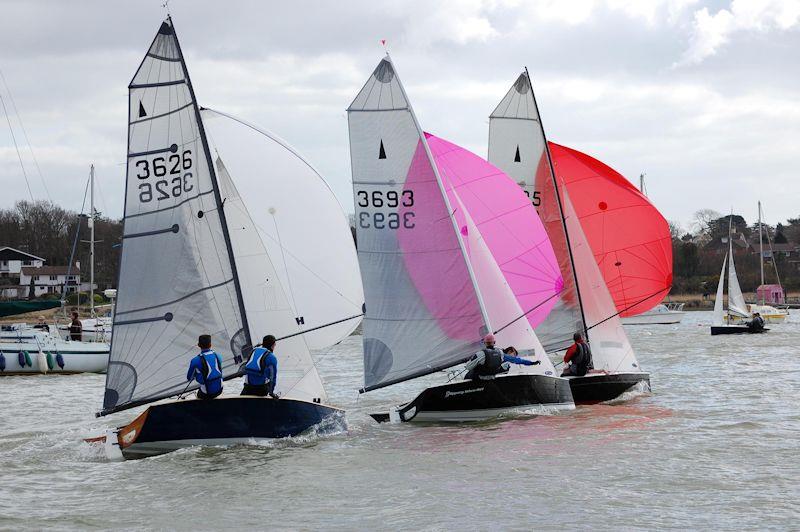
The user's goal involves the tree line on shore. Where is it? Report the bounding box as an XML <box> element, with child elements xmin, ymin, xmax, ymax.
<box><xmin>670</xmin><ymin>209</ymin><xmax>800</xmax><ymax>294</ymax></box>
<box><xmin>2</xmin><ymin>200</ymin><xmax>799</xmax><ymax>298</ymax></box>
<box><xmin>0</xmin><ymin>200</ymin><xmax>122</xmax><ymax>296</ymax></box>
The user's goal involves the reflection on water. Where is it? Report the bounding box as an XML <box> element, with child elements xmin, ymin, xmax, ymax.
<box><xmin>1</xmin><ymin>310</ymin><xmax>799</xmax><ymax>529</ymax></box>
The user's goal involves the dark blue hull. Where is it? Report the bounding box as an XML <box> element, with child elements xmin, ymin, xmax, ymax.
<box><xmin>118</xmin><ymin>396</ymin><xmax>344</xmax><ymax>459</ymax></box>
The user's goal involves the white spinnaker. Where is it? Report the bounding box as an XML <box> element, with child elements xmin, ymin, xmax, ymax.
<box><xmin>713</xmin><ymin>253</ymin><xmax>728</xmax><ymax>326</ymax></box>
<box><xmin>450</xmin><ymin>185</ymin><xmax>553</xmax><ymax>373</ymax></box>
<box><xmin>561</xmin><ymin>188</ymin><xmax>640</xmax><ymax>373</ymax></box>
<box><xmin>201</xmin><ymin>109</ymin><xmax>363</xmax><ymax>349</ymax></box>
<box><xmin>727</xmin><ymin>241</ymin><xmax>750</xmax><ymax>318</ymax></box>
<box><xmin>103</xmin><ymin>19</ymin><xmax>248</xmax><ymax>414</ymax></box>
<box><xmin>488</xmin><ymin>73</ymin><xmax>584</xmax><ymax>353</ymax></box>
<box><xmin>214</xmin><ymin>157</ymin><xmax>326</xmax><ymax>401</ymax></box>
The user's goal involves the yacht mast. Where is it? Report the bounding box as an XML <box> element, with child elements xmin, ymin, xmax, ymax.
<box><xmin>758</xmin><ymin>201</ymin><xmax>764</xmax><ymax>305</ymax></box>
<box><xmin>89</xmin><ymin>164</ymin><xmax>95</xmax><ymax>318</ymax></box>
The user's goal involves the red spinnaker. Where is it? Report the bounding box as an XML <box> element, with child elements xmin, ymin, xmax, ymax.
<box><xmin>548</xmin><ymin>142</ymin><xmax>672</xmax><ymax>317</ymax></box>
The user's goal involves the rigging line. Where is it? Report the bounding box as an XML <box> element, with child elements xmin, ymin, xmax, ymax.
<box><xmin>492</xmin><ymin>289</ymin><xmax>562</xmax><ymax>336</ymax></box>
<box><xmin>584</xmin><ymin>286</ymin><xmax>670</xmax><ymax>334</ymax></box>
<box><xmin>0</xmin><ymin>90</ymin><xmax>33</xmax><ymax>201</ymax></box>
<box><xmin>274</xmin><ymin>313</ymin><xmax>364</xmax><ymax>343</ymax></box>
<box><xmin>0</xmin><ymin>69</ymin><xmax>51</xmax><ymax>202</ymax></box>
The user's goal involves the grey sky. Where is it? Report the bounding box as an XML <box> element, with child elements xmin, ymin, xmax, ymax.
<box><xmin>0</xmin><ymin>0</ymin><xmax>798</xmax><ymax>231</ymax></box>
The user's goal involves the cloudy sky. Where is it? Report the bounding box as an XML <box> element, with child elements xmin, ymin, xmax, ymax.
<box><xmin>0</xmin><ymin>0</ymin><xmax>798</xmax><ymax>231</ymax></box>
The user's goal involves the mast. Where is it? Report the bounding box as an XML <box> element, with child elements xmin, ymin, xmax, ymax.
<box><xmin>758</xmin><ymin>201</ymin><xmax>764</xmax><ymax>305</ymax></box>
<box><xmin>728</xmin><ymin>212</ymin><xmax>733</xmax><ymax>324</ymax></box>
<box><xmin>524</xmin><ymin>67</ymin><xmax>589</xmax><ymax>338</ymax></box>
<box><xmin>89</xmin><ymin>164</ymin><xmax>95</xmax><ymax>318</ymax></box>
<box><xmin>170</xmin><ymin>16</ymin><xmax>252</xmax><ymax>354</ymax></box>
<box><xmin>389</xmin><ymin>54</ymin><xmax>493</xmax><ymax>335</ymax></box>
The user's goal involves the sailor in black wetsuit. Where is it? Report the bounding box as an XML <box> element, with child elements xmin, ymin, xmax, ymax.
<box><xmin>463</xmin><ymin>334</ymin><xmax>538</xmax><ymax>380</ymax></box>
<box><xmin>561</xmin><ymin>332</ymin><xmax>593</xmax><ymax>377</ymax></box>
<box><xmin>746</xmin><ymin>312</ymin><xmax>765</xmax><ymax>332</ymax></box>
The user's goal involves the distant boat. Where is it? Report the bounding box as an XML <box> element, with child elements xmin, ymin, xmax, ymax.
<box><xmin>348</xmin><ymin>57</ymin><xmax>574</xmax><ymax>423</ymax></box>
<box><xmin>488</xmin><ymin>71</ymin><xmax>650</xmax><ymax>403</ymax></box>
<box><xmin>91</xmin><ymin>17</ymin><xmax>358</xmax><ymax>459</ymax></box>
<box><xmin>711</xmin><ymin>216</ymin><xmax>768</xmax><ymax>335</ymax></box>
<box><xmin>622</xmin><ymin>303</ymin><xmax>685</xmax><ymax>326</ymax></box>
<box><xmin>745</xmin><ymin>201</ymin><xmax>788</xmax><ymax>324</ymax></box>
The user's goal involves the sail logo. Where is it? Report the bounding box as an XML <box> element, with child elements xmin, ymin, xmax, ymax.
<box><xmin>445</xmin><ymin>388</ymin><xmax>484</xmax><ymax>398</ymax></box>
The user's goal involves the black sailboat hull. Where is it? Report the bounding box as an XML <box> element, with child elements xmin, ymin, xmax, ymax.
<box><xmin>116</xmin><ymin>396</ymin><xmax>343</xmax><ymax>459</ymax></box>
<box><xmin>567</xmin><ymin>372</ymin><xmax>650</xmax><ymax>404</ymax></box>
<box><xmin>369</xmin><ymin>374</ymin><xmax>574</xmax><ymax>423</ymax></box>
<box><xmin>710</xmin><ymin>326</ymin><xmax>769</xmax><ymax>336</ymax></box>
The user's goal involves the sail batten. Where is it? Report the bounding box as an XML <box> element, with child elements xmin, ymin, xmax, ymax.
<box><xmin>101</xmin><ymin>18</ymin><xmax>251</xmax><ymax>416</ymax></box>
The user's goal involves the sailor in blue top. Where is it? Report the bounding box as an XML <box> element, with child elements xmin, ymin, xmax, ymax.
<box><xmin>186</xmin><ymin>334</ymin><xmax>224</xmax><ymax>399</ymax></box>
<box><xmin>241</xmin><ymin>334</ymin><xmax>279</xmax><ymax>398</ymax></box>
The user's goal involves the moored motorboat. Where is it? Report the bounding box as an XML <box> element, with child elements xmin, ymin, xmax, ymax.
<box><xmin>0</xmin><ymin>324</ymin><xmax>108</xmax><ymax>374</ymax></box>
<box><xmin>622</xmin><ymin>303</ymin><xmax>685</xmax><ymax>325</ymax></box>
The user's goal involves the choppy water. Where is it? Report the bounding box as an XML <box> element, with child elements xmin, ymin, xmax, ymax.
<box><xmin>1</xmin><ymin>310</ymin><xmax>798</xmax><ymax>530</ymax></box>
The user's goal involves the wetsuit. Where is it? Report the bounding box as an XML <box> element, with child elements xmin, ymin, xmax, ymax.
<box><xmin>561</xmin><ymin>341</ymin><xmax>593</xmax><ymax>377</ymax></box>
<box><xmin>241</xmin><ymin>347</ymin><xmax>277</xmax><ymax>396</ymax></box>
<box><xmin>747</xmin><ymin>316</ymin><xmax>765</xmax><ymax>331</ymax></box>
<box><xmin>186</xmin><ymin>349</ymin><xmax>224</xmax><ymax>399</ymax></box>
<box><xmin>69</xmin><ymin>319</ymin><xmax>82</xmax><ymax>341</ymax></box>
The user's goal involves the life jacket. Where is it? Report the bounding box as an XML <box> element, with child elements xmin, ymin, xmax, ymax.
<box><xmin>572</xmin><ymin>342</ymin><xmax>593</xmax><ymax>376</ymax></box>
<box><xmin>198</xmin><ymin>351</ymin><xmax>223</xmax><ymax>394</ymax></box>
<box><xmin>475</xmin><ymin>348</ymin><xmax>505</xmax><ymax>377</ymax></box>
<box><xmin>244</xmin><ymin>347</ymin><xmax>269</xmax><ymax>385</ymax></box>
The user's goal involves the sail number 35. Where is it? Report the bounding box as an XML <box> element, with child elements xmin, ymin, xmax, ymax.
<box><xmin>356</xmin><ymin>190</ymin><xmax>416</xmax><ymax>229</ymax></box>
<box><xmin>135</xmin><ymin>150</ymin><xmax>194</xmax><ymax>203</ymax></box>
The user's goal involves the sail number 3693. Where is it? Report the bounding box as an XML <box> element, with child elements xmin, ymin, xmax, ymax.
<box><xmin>135</xmin><ymin>151</ymin><xmax>194</xmax><ymax>203</ymax></box>
<box><xmin>356</xmin><ymin>190</ymin><xmax>415</xmax><ymax>229</ymax></box>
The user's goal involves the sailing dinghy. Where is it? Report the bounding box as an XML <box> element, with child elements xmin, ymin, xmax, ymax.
<box><xmin>348</xmin><ymin>57</ymin><xmax>573</xmax><ymax>423</ymax></box>
<box><xmin>488</xmin><ymin>71</ymin><xmax>649</xmax><ymax>403</ymax></box>
<box><xmin>92</xmin><ymin>18</ymin><xmax>358</xmax><ymax>459</ymax></box>
<box><xmin>711</xmin><ymin>218</ymin><xmax>768</xmax><ymax>336</ymax></box>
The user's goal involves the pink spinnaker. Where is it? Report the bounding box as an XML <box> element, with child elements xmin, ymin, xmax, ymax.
<box><xmin>426</xmin><ymin>133</ymin><xmax>562</xmax><ymax>331</ymax></box>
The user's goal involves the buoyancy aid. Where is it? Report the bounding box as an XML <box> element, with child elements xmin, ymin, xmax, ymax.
<box><xmin>572</xmin><ymin>342</ymin><xmax>593</xmax><ymax>376</ymax></box>
<box><xmin>475</xmin><ymin>348</ymin><xmax>506</xmax><ymax>377</ymax></box>
<box><xmin>199</xmin><ymin>351</ymin><xmax>223</xmax><ymax>394</ymax></box>
<box><xmin>244</xmin><ymin>347</ymin><xmax>269</xmax><ymax>385</ymax></box>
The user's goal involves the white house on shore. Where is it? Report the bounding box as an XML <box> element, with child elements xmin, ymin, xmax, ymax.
<box><xmin>0</xmin><ymin>246</ymin><xmax>89</xmax><ymax>299</ymax></box>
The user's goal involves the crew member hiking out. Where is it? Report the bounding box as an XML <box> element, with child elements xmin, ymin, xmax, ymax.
<box><xmin>186</xmin><ymin>334</ymin><xmax>224</xmax><ymax>399</ymax></box>
<box><xmin>241</xmin><ymin>334</ymin><xmax>278</xmax><ymax>398</ymax></box>
<box><xmin>464</xmin><ymin>334</ymin><xmax>539</xmax><ymax>381</ymax></box>
<box><xmin>561</xmin><ymin>332</ymin><xmax>593</xmax><ymax>377</ymax></box>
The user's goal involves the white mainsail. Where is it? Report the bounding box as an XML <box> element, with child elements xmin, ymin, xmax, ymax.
<box><xmin>488</xmin><ymin>72</ymin><xmax>584</xmax><ymax>353</ymax></box>
<box><xmin>348</xmin><ymin>57</ymin><xmax>490</xmax><ymax>391</ymax></box>
<box><xmin>200</xmin><ymin>109</ymin><xmax>364</xmax><ymax>349</ymax></box>
<box><xmin>103</xmin><ymin>19</ymin><xmax>249</xmax><ymax>413</ymax></box>
<box><xmin>727</xmin><ymin>240</ymin><xmax>750</xmax><ymax>318</ymax></box>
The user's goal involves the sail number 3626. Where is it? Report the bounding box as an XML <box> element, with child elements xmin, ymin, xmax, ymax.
<box><xmin>135</xmin><ymin>150</ymin><xmax>193</xmax><ymax>203</ymax></box>
<box><xmin>356</xmin><ymin>190</ymin><xmax>415</xmax><ymax>229</ymax></box>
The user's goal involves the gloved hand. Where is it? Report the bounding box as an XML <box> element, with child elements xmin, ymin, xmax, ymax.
<box><xmin>269</xmin><ymin>391</ymin><xmax>281</xmax><ymax>399</ymax></box>
<box><xmin>532</xmin><ymin>360</ymin><xmax>541</xmax><ymax>365</ymax></box>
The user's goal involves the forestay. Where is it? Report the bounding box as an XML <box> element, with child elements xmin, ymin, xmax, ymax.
<box><xmin>348</xmin><ymin>57</ymin><xmax>488</xmax><ymax>392</ymax></box>
<box><xmin>103</xmin><ymin>19</ymin><xmax>250</xmax><ymax>414</ymax></box>
<box><xmin>488</xmin><ymin>72</ymin><xmax>584</xmax><ymax>353</ymax></box>
<box><xmin>200</xmin><ymin>109</ymin><xmax>364</xmax><ymax>349</ymax></box>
